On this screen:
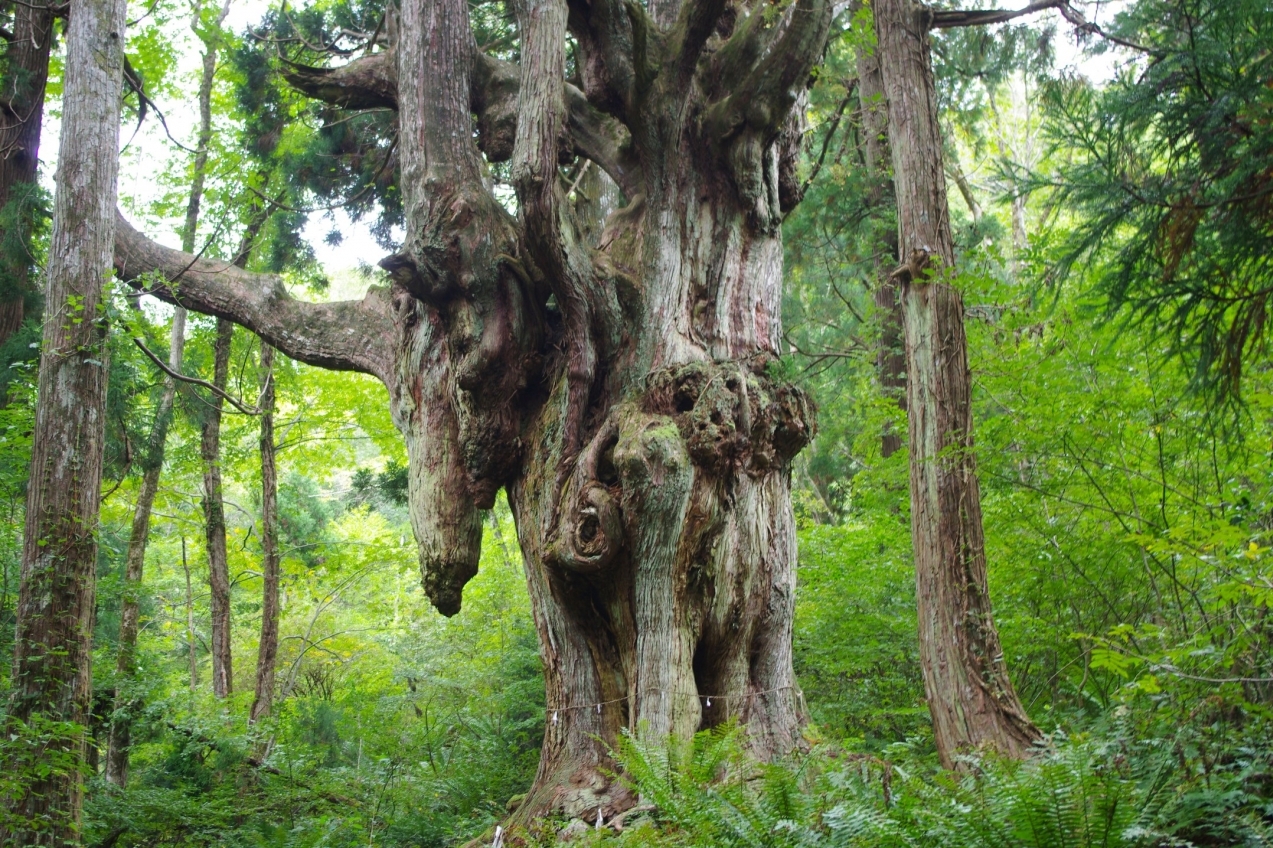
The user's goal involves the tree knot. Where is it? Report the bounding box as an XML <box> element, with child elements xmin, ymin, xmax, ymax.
<box><xmin>642</xmin><ymin>360</ymin><xmax>814</xmax><ymax>475</ymax></box>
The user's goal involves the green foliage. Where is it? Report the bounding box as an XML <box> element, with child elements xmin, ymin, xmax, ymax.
<box><xmin>522</xmin><ymin>727</ymin><xmax>1269</xmax><ymax>848</ymax></box>
<box><xmin>0</xmin><ymin>714</ymin><xmax>89</xmax><ymax>839</ymax></box>
<box><xmin>1</xmin><ymin>1</ymin><xmax>1272</xmax><ymax>845</ymax></box>
<box><xmin>1032</xmin><ymin>0</ymin><xmax>1273</xmax><ymax>402</ymax></box>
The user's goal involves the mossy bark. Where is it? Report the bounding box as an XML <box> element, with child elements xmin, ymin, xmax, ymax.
<box><xmin>4</xmin><ymin>0</ymin><xmax>127</xmax><ymax>837</ymax></box>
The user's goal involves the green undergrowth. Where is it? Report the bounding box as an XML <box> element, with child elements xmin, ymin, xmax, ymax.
<box><xmin>516</xmin><ymin>720</ymin><xmax>1272</xmax><ymax>848</ymax></box>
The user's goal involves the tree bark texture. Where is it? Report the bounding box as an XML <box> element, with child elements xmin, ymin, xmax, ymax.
<box><xmin>250</xmin><ymin>341</ymin><xmax>279</xmax><ymax>724</ymax></box>
<box><xmin>183</xmin><ymin>538</ymin><xmax>197</xmax><ymax>692</ymax></box>
<box><xmin>4</xmin><ymin>0</ymin><xmax>126</xmax><ymax>838</ymax></box>
<box><xmin>854</xmin><ymin>26</ymin><xmax>906</xmax><ymax>458</ymax></box>
<box><xmin>872</xmin><ymin>0</ymin><xmax>1039</xmax><ymax>767</ymax></box>
<box><xmin>105</xmin><ymin>307</ymin><xmax>186</xmax><ymax>787</ymax></box>
<box><xmin>114</xmin><ymin>0</ymin><xmax>831</xmax><ymax>817</ymax></box>
<box><xmin>201</xmin><ymin>316</ymin><xmax>234</xmax><ymax>699</ymax></box>
<box><xmin>0</xmin><ymin>0</ymin><xmax>55</xmax><ymax>343</ymax></box>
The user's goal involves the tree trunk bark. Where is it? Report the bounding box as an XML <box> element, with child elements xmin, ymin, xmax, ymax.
<box><xmin>0</xmin><ymin>1</ymin><xmax>55</xmax><ymax>345</ymax></box>
<box><xmin>112</xmin><ymin>0</ymin><xmax>832</xmax><ymax>819</ymax></box>
<box><xmin>183</xmin><ymin>537</ymin><xmax>197</xmax><ymax>692</ymax></box>
<box><xmin>249</xmin><ymin>341</ymin><xmax>279</xmax><ymax>724</ymax></box>
<box><xmin>105</xmin><ymin>308</ymin><xmax>186</xmax><ymax>787</ymax></box>
<box><xmin>854</xmin><ymin>28</ymin><xmax>906</xmax><ymax>459</ymax></box>
<box><xmin>872</xmin><ymin>0</ymin><xmax>1040</xmax><ymax>767</ymax></box>
<box><xmin>202</xmin><ymin>317</ymin><xmax>234</xmax><ymax>698</ymax></box>
<box><xmin>3</xmin><ymin>0</ymin><xmax>126</xmax><ymax>838</ymax></box>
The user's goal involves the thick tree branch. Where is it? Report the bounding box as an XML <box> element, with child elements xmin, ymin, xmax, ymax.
<box><xmin>566</xmin><ymin>0</ymin><xmax>643</xmax><ymax>121</ymax></box>
<box><xmin>283</xmin><ymin>47</ymin><xmax>639</xmax><ymax>195</ymax></box>
<box><xmin>705</xmin><ymin>0</ymin><xmax>832</xmax><ymax>143</ymax></box>
<box><xmin>707</xmin><ymin>2</ymin><xmax>787</xmax><ymax>97</ymax></box>
<box><xmin>474</xmin><ymin>50</ymin><xmax>641</xmax><ymax>195</ymax></box>
<box><xmin>514</xmin><ymin>0</ymin><xmax>622</xmax><ymax>482</ymax></box>
<box><xmin>928</xmin><ymin>0</ymin><xmax>1064</xmax><ymax>29</ymax></box>
<box><xmin>281</xmin><ymin>54</ymin><xmax>397</xmax><ymax>110</ymax></box>
<box><xmin>113</xmin><ymin>212</ymin><xmax>394</xmax><ymax>379</ymax></box>
<box><xmin>668</xmin><ymin>0</ymin><xmax>727</xmax><ymax>78</ymax></box>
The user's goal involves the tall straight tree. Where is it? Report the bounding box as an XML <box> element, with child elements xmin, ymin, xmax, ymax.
<box><xmin>116</xmin><ymin>0</ymin><xmax>830</xmax><ymax>817</ymax></box>
<box><xmin>184</xmin><ymin>0</ymin><xmax>237</xmax><ymax>701</ymax></box>
<box><xmin>104</xmin><ymin>0</ymin><xmax>224</xmax><ymax>780</ymax></box>
<box><xmin>872</xmin><ymin>0</ymin><xmax>1039</xmax><ymax>767</ymax></box>
<box><xmin>105</xmin><ymin>309</ymin><xmax>186</xmax><ymax>787</ymax></box>
<box><xmin>203</xmin><ymin>316</ymin><xmax>234</xmax><ymax>697</ymax></box>
<box><xmin>249</xmin><ymin>339</ymin><xmax>279</xmax><ymax>724</ymax></box>
<box><xmin>0</xmin><ymin>0</ymin><xmax>56</xmax><ymax>344</ymax></box>
<box><xmin>3</xmin><ymin>0</ymin><xmax>127</xmax><ymax>837</ymax></box>
<box><xmin>853</xmin><ymin>14</ymin><xmax>905</xmax><ymax>458</ymax></box>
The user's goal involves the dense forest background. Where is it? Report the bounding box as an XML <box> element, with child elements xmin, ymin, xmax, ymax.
<box><xmin>1</xmin><ymin>0</ymin><xmax>1271</xmax><ymax>845</ymax></box>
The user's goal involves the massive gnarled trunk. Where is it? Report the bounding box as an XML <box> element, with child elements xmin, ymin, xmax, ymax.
<box><xmin>114</xmin><ymin>0</ymin><xmax>828</xmax><ymax>817</ymax></box>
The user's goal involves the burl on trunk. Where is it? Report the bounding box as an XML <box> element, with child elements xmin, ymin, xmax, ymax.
<box><xmin>113</xmin><ymin>0</ymin><xmax>830</xmax><ymax>817</ymax></box>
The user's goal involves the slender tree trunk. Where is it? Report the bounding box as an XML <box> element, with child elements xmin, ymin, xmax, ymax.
<box><xmin>104</xmin><ymin>0</ymin><xmax>219</xmax><ymax>768</ymax></box>
<box><xmin>183</xmin><ymin>536</ymin><xmax>197</xmax><ymax>692</ymax></box>
<box><xmin>855</xmin><ymin>27</ymin><xmax>906</xmax><ymax>458</ymax></box>
<box><xmin>872</xmin><ymin>0</ymin><xmax>1039</xmax><ymax>767</ymax></box>
<box><xmin>201</xmin><ymin>207</ymin><xmax>269</xmax><ymax>701</ymax></box>
<box><xmin>105</xmin><ymin>308</ymin><xmax>186</xmax><ymax>787</ymax></box>
<box><xmin>249</xmin><ymin>341</ymin><xmax>279</xmax><ymax>724</ymax></box>
<box><xmin>202</xmin><ymin>318</ymin><xmax>234</xmax><ymax>698</ymax></box>
<box><xmin>0</xmin><ymin>1</ymin><xmax>55</xmax><ymax>344</ymax></box>
<box><xmin>3</xmin><ymin>0</ymin><xmax>126</xmax><ymax>838</ymax></box>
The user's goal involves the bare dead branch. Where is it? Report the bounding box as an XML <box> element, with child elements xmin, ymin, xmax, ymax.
<box><xmin>1056</xmin><ymin>2</ymin><xmax>1163</xmax><ymax>57</ymax></box>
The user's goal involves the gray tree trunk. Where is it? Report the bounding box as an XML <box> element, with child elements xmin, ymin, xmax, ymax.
<box><xmin>0</xmin><ymin>0</ymin><xmax>55</xmax><ymax>344</ymax></box>
<box><xmin>249</xmin><ymin>341</ymin><xmax>279</xmax><ymax>724</ymax></box>
<box><xmin>104</xmin><ymin>0</ymin><xmax>222</xmax><ymax>780</ymax></box>
<box><xmin>854</xmin><ymin>27</ymin><xmax>906</xmax><ymax>458</ymax></box>
<box><xmin>872</xmin><ymin>0</ymin><xmax>1039</xmax><ymax>767</ymax></box>
<box><xmin>104</xmin><ymin>308</ymin><xmax>186</xmax><ymax>787</ymax></box>
<box><xmin>3</xmin><ymin>0</ymin><xmax>126</xmax><ymax>838</ymax></box>
<box><xmin>202</xmin><ymin>317</ymin><xmax>234</xmax><ymax>698</ymax></box>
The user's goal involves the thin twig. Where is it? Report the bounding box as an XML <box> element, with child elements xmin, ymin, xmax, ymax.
<box><xmin>133</xmin><ymin>337</ymin><xmax>264</xmax><ymax>415</ymax></box>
